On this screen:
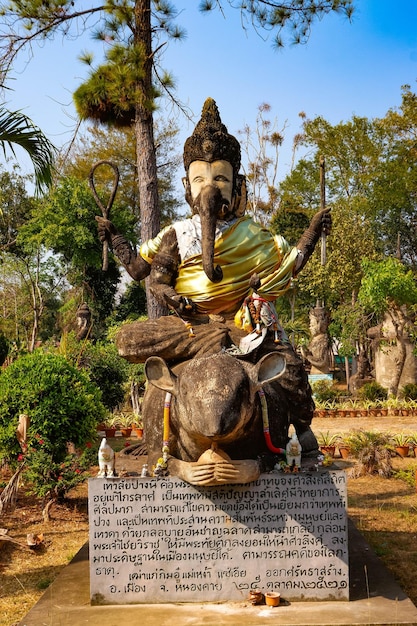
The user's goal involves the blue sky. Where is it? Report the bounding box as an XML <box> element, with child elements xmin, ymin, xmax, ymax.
<box><xmin>3</xmin><ymin>0</ymin><xmax>417</xmax><ymax>182</ymax></box>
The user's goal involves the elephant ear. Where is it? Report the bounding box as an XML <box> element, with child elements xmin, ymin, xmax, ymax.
<box><xmin>253</xmin><ymin>353</ymin><xmax>286</xmax><ymax>390</ymax></box>
<box><xmin>145</xmin><ymin>356</ymin><xmax>178</xmax><ymax>394</ymax></box>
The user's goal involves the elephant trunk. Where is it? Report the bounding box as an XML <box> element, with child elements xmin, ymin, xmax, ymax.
<box><xmin>196</xmin><ymin>185</ymin><xmax>225</xmax><ymax>283</ymax></box>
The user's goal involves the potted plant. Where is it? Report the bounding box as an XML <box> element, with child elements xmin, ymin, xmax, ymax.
<box><xmin>116</xmin><ymin>412</ymin><xmax>134</xmax><ymax>438</ymax></box>
<box><xmin>368</xmin><ymin>400</ymin><xmax>380</xmax><ymax>417</ymax></box>
<box><xmin>313</xmin><ymin>398</ymin><xmax>327</xmax><ymax>419</ymax></box>
<box><xmin>348</xmin><ymin>398</ymin><xmax>360</xmax><ymax>418</ymax></box>
<box><xmin>379</xmin><ymin>399</ymin><xmax>389</xmax><ymax>416</ymax></box>
<box><xmin>103</xmin><ymin>415</ymin><xmax>118</xmax><ymax>438</ymax></box>
<box><xmin>132</xmin><ymin>414</ymin><xmax>144</xmax><ymax>439</ymax></box>
<box><xmin>317</xmin><ymin>431</ymin><xmax>339</xmax><ymax>457</ymax></box>
<box><xmin>390</xmin><ymin>433</ymin><xmax>412</xmax><ymax>458</ymax></box>
<box><xmin>386</xmin><ymin>396</ymin><xmax>401</xmax><ymax>416</ymax></box>
<box><xmin>337</xmin><ymin>433</ymin><xmax>353</xmax><ymax>459</ymax></box>
<box><xmin>407</xmin><ymin>399</ymin><xmax>417</xmax><ymax>417</ymax></box>
<box><xmin>358</xmin><ymin>398</ymin><xmax>373</xmax><ymax>417</ymax></box>
<box><xmin>336</xmin><ymin>401</ymin><xmax>350</xmax><ymax>418</ymax></box>
<box><xmin>409</xmin><ymin>432</ymin><xmax>417</xmax><ymax>457</ymax></box>
<box><xmin>400</xmin><ymin>400</ymin><xmax>411</xmax><ymax>417</ymax></box>
<box><xmin>323</xmin><ymin>399</ymin><xmax>337</xmax><ymax>417</ymax></box>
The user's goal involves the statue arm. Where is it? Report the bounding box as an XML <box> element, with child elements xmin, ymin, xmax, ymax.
<box><xmin>96</xmin><ymin>216</ymin><xmax>151</xmax><ymax>281</ymax></box>
<box><xmin>149</xmin><ymin>227</ymin><xmax>190</xmax><ymax>311</ymax></box>
<box><xmin>295</xmin><ymin>207</ymin><xmax>331</xmax><ymax>274</ymax></box>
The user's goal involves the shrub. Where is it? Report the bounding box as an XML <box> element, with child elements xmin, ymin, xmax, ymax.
<box><xmin>311</xmin><ymin>379</ymin><xmax>338</xmax><ymax>402</ymax></box>
<box><xmin>59</xmin><ymin>333</ymin><xmax>130</xmax><ymax>411</ymax></box>
<box><xmin>400</xmin><ymin>383</ymin><xmax>417</xmax><ymax>400</ymax></box>
<box><xmin>79</xmin><ymin>342</ymin><xmax>129</xmax><ymax>411</ymax></box>
<box><xmin>358</xmin><ymin>381</ymin><xmax>388</xmax><ymax>402</ymax></box>
<box><xmin>0</xmin><ymin>350</ymin><xmax>105</xmax><ymax>463</ymax></box>
<box><xmin>23</xmin><ymin>442</ymin><xmax>93</xmax><ymax>501</ymax></box>
<box><xmin>348</xmin><ymin>430</ymin><xmax>392</xmax><ymax>478</ymax></box>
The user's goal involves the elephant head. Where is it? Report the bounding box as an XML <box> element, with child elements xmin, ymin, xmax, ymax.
<box><xmin>185</xmin><ymin>159</ymin><xmax>236</xmax><ymax>283</ymax></box>
<box><xmin>182</xmin><ymin>98</ymin><xmax>242</xmax><ymax>284</ymax></box>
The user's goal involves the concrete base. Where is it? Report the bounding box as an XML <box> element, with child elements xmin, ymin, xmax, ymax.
<box><xmin>18</xmin><ymin>519</ymin><xmax>417</xmax><ymax>626</ymax></box>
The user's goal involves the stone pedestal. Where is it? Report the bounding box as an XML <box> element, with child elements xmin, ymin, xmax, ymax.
<box><xmin>89</xmin><ymin>471</ymin><xmax>348</xmax><ymax>605</ymax></box>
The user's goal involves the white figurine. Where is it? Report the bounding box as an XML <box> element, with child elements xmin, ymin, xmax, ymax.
<box><xmin>98</xmin><ymin>438</ymin><xmax>115</xmax><ymax>477</ymax></box>
<box><xmin>286</xmin><ymin>432</ymin><xmax>302</xmax><ymax>469</ymax></box>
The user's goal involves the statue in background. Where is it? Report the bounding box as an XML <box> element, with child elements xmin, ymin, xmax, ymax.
<box><xmin>367</xmin><ymin>308</ymin><xmax>417</xmax><ymax>395</ymax></box>
<box><xmin>301</xmin><ymin>304</ymin><xmax>333</xmax><ymax>375</ymax></box>
<box><xmin>76</xmin><ymin>302</ymin><xmax>91</xmax><ymax>341</ymax></box>
<box><xmin>349</xmin><ymin>347</ymin><xmax>373</xmax><ymax>394</ymax></box>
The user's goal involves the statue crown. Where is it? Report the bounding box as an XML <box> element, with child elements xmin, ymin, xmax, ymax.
<box><xmin>183</xmin><ymin>98</ymin><xmax>241</xmax><ymax>176</ymax></box>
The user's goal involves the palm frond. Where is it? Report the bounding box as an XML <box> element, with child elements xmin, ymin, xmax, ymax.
<box><xmin>0</xmin><ymin>107</ymin><xmax>56</xmax><ymax>194</ymax></box>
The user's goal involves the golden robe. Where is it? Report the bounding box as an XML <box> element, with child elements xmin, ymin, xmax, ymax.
<box><xmin>140</xmin><ymin>216</ymin><xmax>299</xmax><ymax>317</ymax></box>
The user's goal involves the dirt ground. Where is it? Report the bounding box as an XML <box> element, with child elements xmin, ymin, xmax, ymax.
<box><xmin>312</xmin><ymin>413</ymin><xmax>417</xmax><ymax>438</ymax></box>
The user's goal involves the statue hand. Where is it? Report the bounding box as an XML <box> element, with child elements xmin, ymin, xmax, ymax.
<box><xmin>174</xmin><ymin>461</ymin><xmax>217</xmax><ymax>485</ymax></box>
<box><xmin>164</xmin><ymin>294</ymin><xmax>196</xmax><ymax>315</ymax></box>
<box><xmin>215</xmin><ymin>459</ymin><xmax>261</xmax><ymax>484</ymax></box>
<box><xmin>168</xmin><ymin>458</ymin><xmax>260</xmax><ymax>486</ymax></box>
<box><xmin>309</xmin><ymin>207</ymin><xmax>332</xmax><ymax>237</ymax></box>
<box><xmin>95</xmin><ymin>216</ymin><xmax>118</xmax><ymax>243</ymax></box>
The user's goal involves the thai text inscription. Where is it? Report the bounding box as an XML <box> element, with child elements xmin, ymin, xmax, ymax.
<box><xmin>89</xmin><ymin>471</ymin><xmax>348</xmax><ymax>604</ymax></box>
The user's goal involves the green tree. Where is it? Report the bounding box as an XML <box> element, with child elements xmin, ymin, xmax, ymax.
<box><xmin>299</xmin><ymin>95</ymin><xmax>417</xmax><ymax>271</ymax></box>
<box><xmin>0</xmin><ymin>166</ymin><xmax>34</xmax><ymax>252</ymax></box>
<box><xmin>271</xmin><ymin>113</ymin><xmax>385</xmax><ymax>355</ymax></box>
<box><xmin>114</xmin><ymin>281</ymin><xmax>147</xmax><ymax>320</ymax></box>
<box><xmin>0</xmin><ymin>106</ymin><xmax>55</xmax><ymax>194</ymax></box>
<box><xmin>369</xmin><ymin>85</ymin><xmax>417</xmax><ymax>267</ymax></box>
<box><xmin>0</xmin><ymin>0</ymin><xmax>354</xmax><ymax>318</ymax></box>
<box><xmin>0</xmin><ymin>245</ymin><xmax>66</xmax><ymax>350</ymax></box>
<box><xmin>18</xmin><ymin>177</ymin><xmax>128</xmax><ymax>334</ymax></box>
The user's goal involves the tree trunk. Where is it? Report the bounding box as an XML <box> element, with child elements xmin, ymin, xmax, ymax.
<box><xmin>134</xmin><ymin>0</ymin><xmax>165</xmax><ymax>320</ymax></box>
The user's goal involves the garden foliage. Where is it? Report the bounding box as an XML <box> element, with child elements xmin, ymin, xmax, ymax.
<box><xmin>0</xmin><ymin>350</ymin><xmax>105</xmax><ymax>463</ymax></box>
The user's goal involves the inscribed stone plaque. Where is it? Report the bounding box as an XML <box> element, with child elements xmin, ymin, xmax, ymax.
<box><xmin>89</xmin><ymin>471</ymin><xmax>348</xmax><ymax>604</ymax></box>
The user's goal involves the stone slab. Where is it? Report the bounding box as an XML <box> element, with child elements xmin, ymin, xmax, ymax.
<box><xmin>89</xmin><ymin>470</ymin><xmax>348</xmax><ymax>604</ymax></box>
<box><xmin>18</xmin><ymin>519</ymin><xmax>417</xmax><ymax>625</ymax></box>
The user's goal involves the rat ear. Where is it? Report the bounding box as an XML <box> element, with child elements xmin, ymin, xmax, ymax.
<box><xmin>145</xmin><ymin>357</ymin><xmax>178</xmax><ymax>395</ymax></box>
<box><xmin>253</xmin><ymin>353</ymin><xmax>286</xmax><ymax>390</ymax></box>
